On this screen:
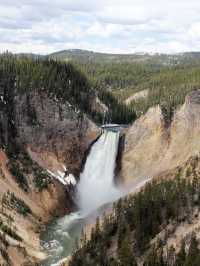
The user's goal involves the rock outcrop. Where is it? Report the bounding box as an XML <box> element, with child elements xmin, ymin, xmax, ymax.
<box><xmin>0</xmin><ymin>90</ymin><xmax>100</xmax><ymax>265</ymax></box>
<box><xmin>0</xmin><ymin>149</ymin><xmax>69</xmax><ymax>265</ymax></box>
<box><xmin>10</xmin><ymin>91</ymin><xmax>99</xmax><ymax>176</ymax></box>
<box><xmin>125</xmin><ymin>89</ymin><xmax>149</xmax><ymax>105</ymax></box>
<box><xmin>121</xmin><ymin>90</ymin><xmax>200</xmax><ymax>184</ymax></box>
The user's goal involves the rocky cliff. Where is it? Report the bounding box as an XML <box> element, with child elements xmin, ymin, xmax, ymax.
<box><xmin>121</xmin><ymin>90</ymin><xmax>200</xmax><ymax>184</ymax></box>
<box><xmin>0</xmin><ymin>88</ymin><xmax>99</xmax><ymax>265</ymax></box>
<box><xmin>13</xmin><ymin>91</ymin><xmax>99</xmax><ymax>176</ymax></box>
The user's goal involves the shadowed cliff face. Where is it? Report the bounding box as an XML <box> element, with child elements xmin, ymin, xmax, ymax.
<box><xmin>0</xmin><ymin>90</ymin><xmax>100</xmax><ymax>265</ymax></box>
<box><xmin>0</xmin><ymin>90</ymin><xmax>100</xmax><ymax>214</ymax></box>
<box><xmin>1</xmin><ymin>90</ymin><xmax>100</xmax><ymax>176</ymax></box>
<box><xmin>121</xmin><ymin>90</ymin><xmax>200</xmax><ymax>184</ymax></box>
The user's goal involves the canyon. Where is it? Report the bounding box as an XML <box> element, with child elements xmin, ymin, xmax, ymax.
<box><xmin>1</xmin><ymin>56</ymin><xmax>200</xmax><ymax>266</ymax></box>
<box><xmin>2</xmin><ymin>88</ymin><xmax>200</xmax><ymax>265</ymax></box>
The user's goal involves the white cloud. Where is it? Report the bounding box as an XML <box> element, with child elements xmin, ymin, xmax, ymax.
<box><xmin>0</xmin><ymin>0</ymin><xmax>200</xmax><ymax>54</ymax></box>
<box><xmin>188</xmin><ymin>22</ymin><xmax>200</xmax><ymax>39</ymax></box>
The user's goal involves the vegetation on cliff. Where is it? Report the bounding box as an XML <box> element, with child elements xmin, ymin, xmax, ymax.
<box><xmin>69</xmin><ymin>157</ymin><xmax>200</xmax><ymax>266</ymax></box>
<box><xmin>2</xmin><ymin>191</ymin><xmax>32</xmax><ymax>216</ymax></box>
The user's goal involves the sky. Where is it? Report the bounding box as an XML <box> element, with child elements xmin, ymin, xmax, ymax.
<box><xmin>1</xmin><ymin>0</ymin><xmax>200</xmax><ymax>54</ymax></box>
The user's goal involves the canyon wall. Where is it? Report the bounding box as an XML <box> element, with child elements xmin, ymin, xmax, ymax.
<box><xmin>121</xmin><ymin>90</ymin><xmax>200</xmax><ymax>184</ymax></box>
<box><xmin>0</xmin><ymin>90</ymin><xmax>100</xmax><ymax>265</ymax></box>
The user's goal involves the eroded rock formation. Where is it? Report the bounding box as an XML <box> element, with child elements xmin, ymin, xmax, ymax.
<box><xmin>121</xmin><ymin>90</ymin><xmax>200</xmax><ymax>184</ymax></box>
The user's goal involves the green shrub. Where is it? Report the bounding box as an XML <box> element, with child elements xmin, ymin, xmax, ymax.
<box><xmin>0</xmin><ymin>218</ymin><xmax>22</xmax><ymax>241</ymax></box>
<box><xmin>9</xmin><ymin>192</ymin><xmax>32</xmax><ymax>216</ymax></box>
<box><xmin>33</xmin><ymin>170</ymin><xmax>51</xmax><ymax>192</ymax></box>
<box><xmin>8</xmin><ymin>160</ymin><xmax>29</xmax><ymax>192</ymax></box>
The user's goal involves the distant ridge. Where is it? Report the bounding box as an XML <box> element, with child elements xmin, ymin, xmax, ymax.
<box><xmin>4</xmin><ymin>49</ymin><xmax>200</xmax><ymax>65</ymax></box>
<box><xmin>48</xmin><ymin>49</ymin><xmax>200</xmax><ymax>65</ymax></box>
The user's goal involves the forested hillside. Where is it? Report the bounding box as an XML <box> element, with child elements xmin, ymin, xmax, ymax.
<box><xmin>0</xmin><ymin>54</ymin><xmax>135</xmax><ymax>126</ymax></box>
<box><xmin>68</xmin><ymin>156</ymin><xmax>200</xmax><ymax>266</ymax></box>
<box><xmin>127</xmin><ymin>65</ymin><xmax>200</xmax><ymax>119</ymax></box>
<box><xmin>49</xmin><ymin>50</ymin><xmax>200</xmax><ymax>123</ymax></box>
<box><xmin>75</xmin><ymin>62</ymin><xmax>200</xmax><ymax>122</ymax></box>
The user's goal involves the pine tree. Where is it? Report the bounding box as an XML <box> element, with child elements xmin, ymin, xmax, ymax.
<box><xmin>118</xmin><ymin>227</ymin><xmax>137</xmax><ymax>266</ymax></box>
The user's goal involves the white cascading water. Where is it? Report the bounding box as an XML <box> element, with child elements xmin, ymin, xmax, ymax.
<box><xmin>77</xmin><ymin>130</ymin><xmax>121</xmax><ymax>215</ymax></box>
<box><xmin>43</xmin><ymin>128</ymin><xmax>152</xmax><ymax>266</ymax></box>
<box><xmin>43</xmin><ymin>129</ymin><xmax>123</xmax><ymax>266</ymax></box>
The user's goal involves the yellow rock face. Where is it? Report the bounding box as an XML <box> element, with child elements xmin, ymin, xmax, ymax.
<box><xmin>121</xmin><ymin>90</ymin><xmax>200</xmax><ymax>185</ymax></box>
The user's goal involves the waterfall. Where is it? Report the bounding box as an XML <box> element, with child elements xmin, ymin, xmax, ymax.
<box><xmin>77</xmin><ymin>130</ymin><xmax>121</xmax><ymax>215</ymax></box>
<box><xmin>42</xmin><ymin>127</ymin><xmax>152</xmax><ymax>266</ymax></box>
<box><xmin>42</xmin><ymin>129</ymin><xmax>123</xmax><ymax>266</ymax></box>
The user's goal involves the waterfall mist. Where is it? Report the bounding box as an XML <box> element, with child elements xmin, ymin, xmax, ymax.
<box><xmin>77</xmin><ymin>130</ymin><xmax>122</xmax><ymax>215</ymax></box>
